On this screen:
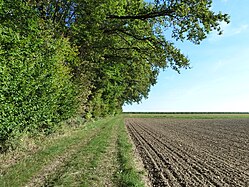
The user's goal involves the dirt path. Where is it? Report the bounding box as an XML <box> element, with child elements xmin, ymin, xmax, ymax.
<box><xmin>126</xmin><ymin>118</ymin><xmax>249</xmax><ymax>187</ymax></box>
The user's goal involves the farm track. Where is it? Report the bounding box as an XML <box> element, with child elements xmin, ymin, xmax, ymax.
<box><xmin>126</xmin><ymin>118</ymin><xmax>249</xmax><ymax>187</ymax></box>
<box><xmin>25</xmin><ymin>124</ymin><xmax>108</xmax><ymax>187</ymax></box>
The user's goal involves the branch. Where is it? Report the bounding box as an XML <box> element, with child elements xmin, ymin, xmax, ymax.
<box><xmin>107</xmin><ymin>9</ymin><xmax>174</xmax><ymax>20</ymax></box>
<box><xmin>103</xmin><ymin>28</ymin><xmax>156</xmax><ymax>47</ymax></box>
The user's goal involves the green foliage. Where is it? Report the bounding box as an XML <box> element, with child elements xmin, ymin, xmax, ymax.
<box><xmin>0</xmin><ymin>1</ymin><xmax>78</xmax><ymax>146</ymax></box>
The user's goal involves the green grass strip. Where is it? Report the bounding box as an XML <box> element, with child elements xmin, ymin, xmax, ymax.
<box><xmin>116</xmin><ymin>116</ymin><xmax>144</xmax><ymax>187</ymax></box>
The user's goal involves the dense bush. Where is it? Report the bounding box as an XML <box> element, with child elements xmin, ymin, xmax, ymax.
<box><xmin>0</xmin><ymin>1</ymin><xmax>78</xmax><ymax>146</ymax></box>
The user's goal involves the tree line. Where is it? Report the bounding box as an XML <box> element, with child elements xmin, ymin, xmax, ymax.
<box><xmin>0</xmin><ymin>0</ymin><xmax>229</xmax><ymax>147</ymax></box>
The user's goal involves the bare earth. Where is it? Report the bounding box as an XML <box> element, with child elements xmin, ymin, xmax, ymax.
<box><xmin>125</xmin><ymin>118</ymin><xmax>249</xmax><ymax>187</ymax></box>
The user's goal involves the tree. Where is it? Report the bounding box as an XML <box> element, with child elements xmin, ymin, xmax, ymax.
<box><xmin>27</xmin><ymin>0</ymin><xmax>229</xmax><ymax>116</ymax></box>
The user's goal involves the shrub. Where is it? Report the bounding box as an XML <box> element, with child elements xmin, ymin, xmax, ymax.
<box><xmin>0</xmin><ymin>1</ymin><xmax>78</xmax><ymax>148</ymax></box>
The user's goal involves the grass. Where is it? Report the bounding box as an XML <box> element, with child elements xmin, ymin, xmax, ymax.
<box><xmin>116</xmin><ymin>116</ymin><xmax>145</xmax><ymax>187</ymax></box>
<box><xmin>46</xmin><ymin>117</ymin><xmax>117</xmax><ymax>186</ymax></box>
<box><xmin>0</xmin><ymin>116</ymin><xmax>145</xmax><ymax>187</ymax></box>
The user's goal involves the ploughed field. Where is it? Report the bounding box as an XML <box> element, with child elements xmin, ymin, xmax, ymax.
<box><xmin>126</xmin><ymin>118</ymin><xmax>249</xmax><ymax>187</ymax></box>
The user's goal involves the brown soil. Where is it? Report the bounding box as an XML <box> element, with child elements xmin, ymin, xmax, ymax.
<box><xmin>125</xmin><ymin>125</ymin><xmax>152</xmax><ymax>187</ymax></box>
<box><xmin>125</xmin><ymin>118</ymin><xmax>249</xmax><ymax>187</ymax></box>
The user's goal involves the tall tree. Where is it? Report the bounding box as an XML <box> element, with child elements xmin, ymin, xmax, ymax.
<box><xmin>28</xmin><ymin>0</ymin><xmax>229</xmax><ymax>116</ymax></box>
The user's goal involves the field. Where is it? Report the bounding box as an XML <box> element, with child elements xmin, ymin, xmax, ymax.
<box><xmin>126</xmin><ymin>116</ymin><xmax>249</xmax><ymax>186</ymax></box>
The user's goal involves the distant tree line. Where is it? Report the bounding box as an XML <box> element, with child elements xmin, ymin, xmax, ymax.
<box><xmin>0</xmin><ymin>0</ymin><xmax>229</xmax><ymax>147</ymax></box>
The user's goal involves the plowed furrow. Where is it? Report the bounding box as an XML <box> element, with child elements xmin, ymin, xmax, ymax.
<box><xmin>130</xmin><ymin>122</ymin><xmax>215</xmax><ymax>186</ymax></box>
<box><xmin>173</xmin><ymin>125</ymin><xmax>249</xmax><ymax>151</ymax></box>
<box><xmin>152</xmin><ymin>120</ymin><xmax>249</xmax><ymax>152</ymax></box>
<box><xmin>148</xmin><ymin>122</ymin><xmax>249</xmax><ymax>171</ymax></box>
<box><xmin>140</xmin><ymin>122</ymin><xmax>249</xmax><ymax>186</ymax></box>
<box><xmin>125</xmin><ymin>118</ymin><xmax>249</xmax><ymax>187</ymax></box>
<box><xmin>168</xmin><ymin>126</ymin><xmax>249</xmax><ymax>170</ymax></box>
<box><xmin>135</xmin><ymin>123</ymin><xmax>223</xmax><ymax>187</ymax></box>
<box><xmin>127</xmin><ymin>124</ymin><xmax>171</xmax><ymax>187</ymax></box>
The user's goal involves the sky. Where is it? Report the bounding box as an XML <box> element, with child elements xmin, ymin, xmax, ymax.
<box><xmin>123</xmin><ymin>0</ymin><xmax>249</xmax><ymax>112</ymax></box>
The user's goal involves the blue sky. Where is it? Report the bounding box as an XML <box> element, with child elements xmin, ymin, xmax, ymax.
<box><xmin>123</xmin><ymin>0</ymin><xmax>249</xmax><ymax>112</ymax></box>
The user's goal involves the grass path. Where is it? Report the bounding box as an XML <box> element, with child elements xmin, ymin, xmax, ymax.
<box><xmin>0</xmin><ymin>116</ymin><xmax>145</xmax><ymax>187</ymax></box>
